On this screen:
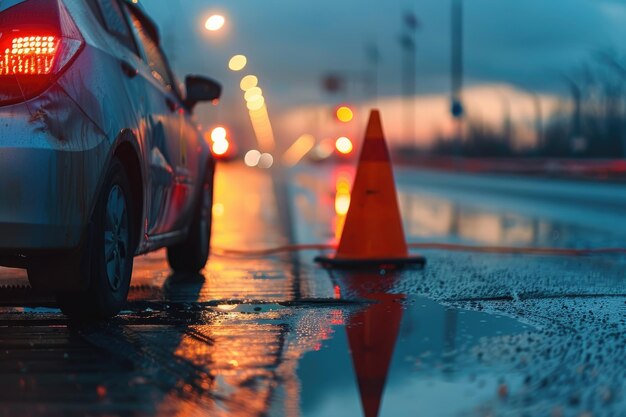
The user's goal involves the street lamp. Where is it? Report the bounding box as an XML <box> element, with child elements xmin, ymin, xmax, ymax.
<box><xmin>205</xmin><ymin>15</ymin><xmax>225</xmax><ymax>32</ymax></box>
<box><xmin>228</xmin><ymin>54</ymin><xmax>247</xmax><ymax>71</ymax></box>
<box><xmin>240</xmin><ymin>75</ymin><xmax>258</xmax><ymax>91</ymax></box>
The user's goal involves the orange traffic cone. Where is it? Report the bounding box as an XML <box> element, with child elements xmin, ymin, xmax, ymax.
<box><xmin>315</xmin><ymin>110</ymin><xmax>425</xmax><ymax>269</ymax></box>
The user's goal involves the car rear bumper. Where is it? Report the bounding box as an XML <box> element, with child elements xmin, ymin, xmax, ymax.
<box><xmin>0</xmin><ymin>148</ymin><xmax>89</xmax><ymax>250</ymax></box>
<box><xmin>0</xmin><ymin>88</ymin><xmax>109</xmax><ymax>253</ymax></box>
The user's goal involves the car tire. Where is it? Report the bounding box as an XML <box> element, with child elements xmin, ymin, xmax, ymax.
<box><xmin>167</xmin><ymin>173</ymin><xmax>213</xmax><ymax>274</ymax></box>
<box><xmin>30</xmin><ymin>157</ymin><xmax>135</xmax><ymax>319</ymax></box>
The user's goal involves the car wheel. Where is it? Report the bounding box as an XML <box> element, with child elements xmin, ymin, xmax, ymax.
<box><xmin>51</xmin><ymin>158</ymin><xmax>135</xmax><ymax>318</ymax></box>
<box><xmin>167</xmin><ymin>175</ymin><xmax>213</xmax><ymax>273</ymax></box>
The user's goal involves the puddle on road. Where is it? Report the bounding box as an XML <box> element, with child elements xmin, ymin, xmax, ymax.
<box><xmin>0</xmin><ymin>271</ymin><xmax>536</xmax><ymax>417</ymax></box>
<box><xmin>297</xmin><ymin>281</ymin><xmax>534</xmax><ymax>417</ymax></box>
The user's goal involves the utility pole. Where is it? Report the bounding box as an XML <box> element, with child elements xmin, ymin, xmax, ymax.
<box><xmin>563</xmin><ymin>76</ymin><xmax>583</xmax><ymax>155</ymax></box>
<box><xmin>365</xmin><ymin>42</ymin><xmax>380</xmax><ymax>101</ymax></box>
<box><xmin>531</xmin><ymin>93</ymin><xmax>543</xmax><ymax>151</ymax></box>
<box><xmin>400</xmin><ymin>11</ymin><xmax>419</xmax><ymax>146</ymax></box>
<box><xmin>451</xmin><ymin>0</ymin><xmax>464</xmax><ymax>154</ymax></box>
<box><xmin>595</xmin><ymin>51</ymin><xmax>626</xmax><ymax>158</ymax></box>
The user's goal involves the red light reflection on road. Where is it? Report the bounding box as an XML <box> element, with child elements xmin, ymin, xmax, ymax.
<box><xmin>333</xmin><ymin>169</ymin><xmax>353</xmax><ymax>243</ymax></box>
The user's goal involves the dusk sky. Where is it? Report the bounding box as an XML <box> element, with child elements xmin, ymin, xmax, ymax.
<box><xmin>142</xmin><ymin>0</ymin><xmax>626</xmax><ymax>146</ymax></box>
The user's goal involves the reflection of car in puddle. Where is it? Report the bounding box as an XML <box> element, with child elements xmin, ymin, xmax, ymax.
<box><xmin>299</xmin><ymin>271</ymin><xmax>535</xmax><ymax>417</ymax></box>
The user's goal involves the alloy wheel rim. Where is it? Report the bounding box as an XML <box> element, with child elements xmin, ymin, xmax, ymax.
<box><xmin>104</xmin><ymin>184</ymin><xmax>129</xmax><ymax>291</ymax></box>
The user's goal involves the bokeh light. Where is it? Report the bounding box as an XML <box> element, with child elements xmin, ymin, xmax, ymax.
<box><xmin>210</xmin><ymin>126</ymin><xmax>227</xmax><ymax>142</ymax></box>
<box><xmin>228</xmin><ymin>55</ymin><xmax>247</xmax><ymax>71</ymax></box>
<box><xmin>333</xmin><ymin>171</ymin><xmax>352</xmax><ymax>241</ymax></box>
<box><xmin>244</xmin><ymin>150</ymin><xmax>262</xmax><ymax>167</ymax></box>
<box><xmin>283</xmin><ymin>134</ymin><xmax>316</xmax><ymax>166</ymax></box>
<box><xmin>336</xmin><ymin>106</ymin><xmax>354</xmax><ymax>123</ymax></box>
<box><xmin>335</xmin><ymin>193</ymin><xmax>351</xmax><ymax>216</ymax></box>
<box><xmin>205</xmin><ymin>15</ymin><xmax>225</xmax><ymax>31</ymax></box>
<box><xmin>335</xmin><ymin>136</ymin><xmax>354</xmax><ymax>154</ymax></box>
<box><xmin>258</xmin><ymin>153</ymin><xmax>274</xmax><ymax>169</ymax></box>
<box><xmin>212</xmin><ymin>138</ymin><xmax>229</xmax><ymax>156</ymax></box>
<box><xmin>246</xmin><ymin>97</ymin><xmax>265</xmax><ymax>111</ymax></box>
<box><xmin>312</xmin><ymin>138</ymin><xmax>335</xmax><ymax>160</ymax></box>
<box><xmin>240</xmin><ymin>75</ymin><xmax>258</xmax><ymax>91</ymax></box>
<box><xmin>244</xmin><ymin>87</ymin><xmax>263</xmax><ymax>102</ymax></box>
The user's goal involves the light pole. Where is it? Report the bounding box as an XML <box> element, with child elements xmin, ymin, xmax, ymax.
<box><xmin>595</xmin><ymin>51</ymin><xmax>626</xmax><ymax>157</ymax></box>
<box><xmin>399</xmin><ymin>12</ymin><xmax>419</xmax><ymax>146</ymax></box>
<box><xmin>451</xmin><ymin>0</ymin><xmax>464</xmax><ymax>154</ymax></box>
<box><xmin>531</xmin><ymin>93</ymin><xmax>543</xmax><ymax>151</ymax></box>
<box><xmin>365</xmin><ymin>42</ymin><xmax>379</xmax><ymax>101</ymax></box>
<box><xmin>563</xmin><ymin>76</ymin><xmax>583</xmax><ymax>155</ymax></box>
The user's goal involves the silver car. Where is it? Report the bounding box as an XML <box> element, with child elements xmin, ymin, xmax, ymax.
<box><xmin>0</xmin><ymin>0</ymin><xmax>221</xmax><ymax>317</ymax></box>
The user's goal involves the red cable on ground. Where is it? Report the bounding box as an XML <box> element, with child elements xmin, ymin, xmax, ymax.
<box><xmin>211</xmin><ymin>244</ymin><xmax>333</xmax><ymax>257</ymax></box>
<box><xmin>211</xmin><ymin>243</ymin><xmax>626</xmax><ymax>258</ymax></box>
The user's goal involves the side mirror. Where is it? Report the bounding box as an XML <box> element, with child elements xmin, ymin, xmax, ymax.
<box><xmin>185</xmin><ymin>75</ymin><xmax>222</xmax><ymax>110</ymax></box>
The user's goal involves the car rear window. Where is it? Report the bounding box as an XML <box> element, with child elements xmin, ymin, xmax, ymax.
<box><xmin>125</xmin><ymin>6</ymin><xmax>175</xmax><ymax>91</ymax></box>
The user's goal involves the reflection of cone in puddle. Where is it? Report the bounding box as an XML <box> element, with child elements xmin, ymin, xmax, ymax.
<box><xmin>345</xmin><ymin>274</ymin><xmax>404</xmax><ymax>417</ymax></box>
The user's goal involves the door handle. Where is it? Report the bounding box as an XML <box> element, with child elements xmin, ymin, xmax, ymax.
<box><xmin>120</xmin><ymin>61</ymin><xmax>138</xmax><ymax>78</ymax></box>
<box><xmin>165</xmin><ymin>97</ymin><xmax>178</xmax><ymax>112</ymax></box>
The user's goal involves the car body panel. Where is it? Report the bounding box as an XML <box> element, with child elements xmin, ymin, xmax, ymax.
<box><xmin>0</xmin><ymin>83</ymin><xmax>108</xmax><ymax>250</ymax></box>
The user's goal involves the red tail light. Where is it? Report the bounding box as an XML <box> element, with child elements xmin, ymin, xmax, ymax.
<box><xmin>0</xmin><ymin>0</ymin><xmax>84</xmax><ymax>106</ymax></box>
<box><xmin>2</xmin><ymin>36</ymin><xmax>59</xmax><ymax>75</ymax></box>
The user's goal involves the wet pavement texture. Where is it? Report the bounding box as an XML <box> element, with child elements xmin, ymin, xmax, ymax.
<box><xmin>0</xmin><ymin>163</ymin><xmax>625</xmax><ymax>417</ymax></box>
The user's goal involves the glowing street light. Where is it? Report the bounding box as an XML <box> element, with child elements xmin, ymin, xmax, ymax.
<box><xmin>240</xmin><ymin>75</ymin><xmax>258</xmax><ymax>91</ymax></box>
<box><xmin>205</xmin><ymin>15</ymin><xmax>225</xmax><ymax>31</ymax></box>
<box><xmin>246</xmin><ymin>96</ymin><xmax>265</xmax><ymax>111</ymax></box>
<box><xmin>228</xmin><ymin>54</ymin><xmax>247</xmax><ymax>71</ymax></box>
<box><xmin>335</xmin><ymin>136</ymin><xmax>353</xmax><ymax>155</ymax></box>
<box><xmin>244</xmin><ymin>87</ymin><xmax>262</xmax><ymax>102</ymax></box>
<box><xmin>212</xmin><ymin>138</ymin><xmax>230</xmax><ymax>156</ymax></box>
<box><xmin>210</xmin><ymin>126</ymin><xmax>227</xmax><ymax>142</ymax></box>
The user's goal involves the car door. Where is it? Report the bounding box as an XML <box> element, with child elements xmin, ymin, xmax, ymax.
<box><xmin>122</xmin><ymin>4</ymin><xmax>188</xmax><ymax>236</ymax></box>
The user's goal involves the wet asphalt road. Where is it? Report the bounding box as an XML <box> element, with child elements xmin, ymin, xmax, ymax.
<box><xmin>0</xmin><ymin>163</ymin><xmax>625</xmax><ymax>417</ymax></box>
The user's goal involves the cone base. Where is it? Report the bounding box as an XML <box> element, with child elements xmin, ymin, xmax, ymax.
<box><xmin>314</xmin><ymin>254</ymin><xmax>426</xmax><ymax>270</ymax></box>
